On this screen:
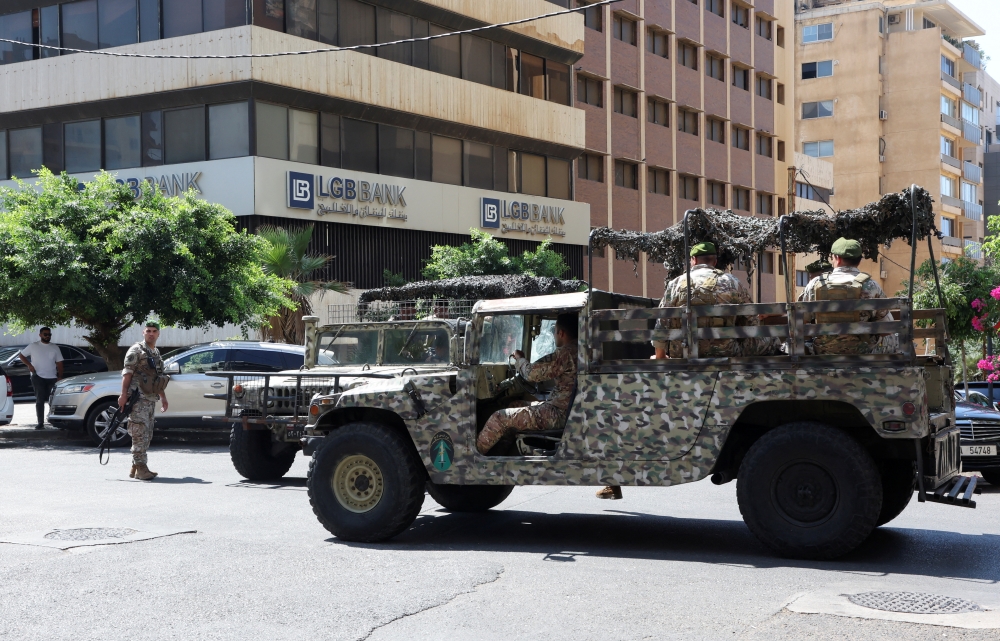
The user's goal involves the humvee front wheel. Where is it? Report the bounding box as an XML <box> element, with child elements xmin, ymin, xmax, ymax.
<box><xmin>230</xmin><ymin>425</ymin><xmax>297</xmax><ymax>480</ymax></box>
<box><xmin>736</xmin><ymin>423</ymin><xmax>882</xmax><ymax>560</ymax></box>
<box><xmin>426</xmin><ymin>482</ymin><xmax>514</xmax><ymax>512</ymax></box>
<box><xmin>308</xmin><ymin>422</ymin><xmax>425</xmax><ymax>542</ymax></box>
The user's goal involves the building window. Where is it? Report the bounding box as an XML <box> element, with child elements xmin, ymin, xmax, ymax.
<box><xmin>577</xmin><ymin>75</ymin><xmax>604</xmax><ymax>107</ymax></box>
<box><xmin>321</xmin><ymin>113</ymin><xmax>341</xmax><ymax>168</ymax></box>
<box><xmin>941</xmin><ymin>136</ymin><xmax>955</xmax><ymax>157</ymax></box>
<box><xmin>802</xmin><ymin>60</ymin><xmax>834</xmax><ymax>79</ymax></box>
<box><xmin>707</xmin><ymin>117</ymin><xmax>726</xmax><ymax>144</ymax></box>
<box><xmin>778</xmin><ymin>196</ymin><xmax>786</xmax><ymax>216</ymax></box>
<box><xmin>647</xmin><ymin>29</ymin><xmax>668</xmax><ymax>57</ymax></box>
<box><xmin>755</xmin><ymin>75</ymin><xmax>772</xmax><ymax>99</ymax></box>
<box><xmin>141</xmin><ymin>111</ymin><xmax>163</xmax><ymax>167</ymax></box>
<box><xmin>802</xmin><ymin>22</ymin><xmax>834</xmax><ymax>43</ymax></box>
<box><xmin>256</xmin><ymin>102</ymin><xmax>289</xmax><ymax>161</ymax></box>
<box><xmin>795</xmin><ymin>270</ymin><xmax>810</xmax><ymax>287</ymax></box>
<box><xmin>581</xmin><ymin>1</ymin><xmax>603</xmax><ymax>32</ymax></box>
<box><xmin>879</xmin><ymin>15</ymin><xmax>884</xmax><ymax>34</ymax></box>
<box><xmin>647</xmin><ymin>99</ymin><xmax>670</xmax><ymax>126</ymax></box>
<box><xmin>432</xmin><ymin>135</ymin><xmax>463</xmax><ymax>186</ymax></box>
<box><xmin>777</xmin><ymin>83</ymin><xmax>785</xmax><ymax>104</ymax></box>
<box><xmin>940</xmin><ymin>217</ymin><xmax>954</xmax><ymax>237</ymax></box>
<box><xmin>64</xmin><ymin>120</ymin><xmax>102</xmax><ymax>173</ymax></box>
<box><xmin>613</xmin><ymin>14</ymin><xmax>637</xmax><ymax>45</ymax></box>
<box><xmin>940</xmin><ymin>175</ymin><xmax>956</xmax><ymax>198</ymax></box>
<box><xmin>378</xmin><ymin>125</ymin><xmax>416</xmax><ymax>179</ymax></box>
<box><xmin>706</xmin><ymin>0</ymin><xmax>724</xmax><ymax>17</ymax></box>
<box><xmin>756</xmin><ymin>193</ymin><xmax>773</xmax><ymax>216</ymax></box>
<box><xmin>0</xmin><ymin>130</ymin><xmax>6</xmax><ymax>179</ymax></box>
<box><xmin>941</xmin><ymin>55</ymin><xmax>956</xmax><ymax>77</ymax></box>
<box><xmin>614</xmin><ymin>160</ymin><xmax>638</xmax><ymax>189</ymax></box>
<box><xmin>208</xmin><ymin>102</ymin><xmax>249</xmax><ymax>160</ymax></box>
<box><xmin>103</xmin><ymin>114</ymin><xmax>141</xmax><ymax>170</ymax></box>
<box><xmin>164</xmin><ymin>106</ymin><xmax>206</xmax><ymax>164</ymax></box>
<box><xmin>941</xmin><ymin>95</ymin><xmax>957</xmax><ymax>117</ymax></box>
<box><xmin>341</xmin><ymin>118</ymin><xmax>377</xmax><ymax>173</ymax></box>
<box><xmin>756</xmin><ymin>134</ymin><xmax>773</xmax><ymax>158</ymax></box>
<box><xmin>802</xmin><ymin>100</ymin><xmax>834</xmax><ymax>119</ymax></box>
<box><xmin>706</xmin><ymin>54</ymin><xmax>725</xmax><ymax>82</ymax></box>
<box><xmin>679</xmin><ymin>174</ymin><xmax>699</xmax><ymax>201</ymax></box>
<box><xmin>99</xmin><ymin>0</ymin><xmax>139</xmax><ymax>48</ymax></box>
<box><xmin>579</xmin><ymin>154</ymin><xmax>604</xmax><ymax>182</ymax></box>
<box><xmin>546</xmin><ymin>60</ymin><xmax>571</xmax><ymax>106</ymax></box>
<box><xmin>732</xmin><ymin>126</ymin><xmax>750</xmax><ymax>150</ymax></box>
<box><xmin>614</xmin><ymin>87</ymin><xmax>638</xmax><ymax>117</ymax></box>
<box><xmin>796</xmin><ymin>181</ymin><xmax>816</xmax><ymax>200</ymax></box>
<box><xmin>733</xmin><ymin>65</ymin><xmax>750</xmax><ymax>91</ymax></box>
<box><xmin>678</xmin><ymin>109</ymin><xmax>699</xmax><ymax>135</ymax></box>
<box><xmin>547</xmin><ymin>157</ymin><xmax>571</xmax><ymax>199</ymax></box>
<box><xmin>9</xmin><ymin>127</ymin><xmax>42</xmax><ymax>178</ymax></box>
<box><xmin>803</xmin><ymin>140</ymin><xmax>834</xmax><ymax>157</ymax></box>
<box><xmin>732</xmin><ymin>186</ymin><xmax>750</xmax><ymax>211</ymax></box>
<box><xmin>777</xmin><ymin>140</ymin><xmax>785</xmax><ymax>162</ymax></box>
<box><xmin>648</xmin><ymin>168</ymin><xmax>669</xmax><ymax>195</ymax></box>
<box><xmin>707</xmin><ymin>180</ymin><xmax>726</xmax><ymax>206</ymax></box>
<box><xmin>289</xmin><ymin>109</ymin><xmax>319</xmax><ymax>164</ymax></box>
<box><xmin>678</xmin><ymin>41</ymin><xmax>698</xmax><ymax>70</ymax></box>
<box><xmin>761</xmin><ymin>253</ymin><xmax>774</xmax><ymax>274</ymax></box>
<box><xmin>776</xmin><ymin>25</ymin><xmax>785</xmax><ymax>47</ymax></box>
<box><xmin>755</xmin><ymin>16</ymin><xmax>772</xmax><ymax>40</ymax></box>
<box><xmin>518</xmin><ymin>52</ymin><xmax>545</xmax><ymax>99</ymax></box>
<box><xmin>923</xmin><ymin>17</ymin><xmax>936</xmax><ymax>29</ymax></box>
<box><xmin>961</xmin><ymin>180</ymin><xmax>976</xmax><ymax>203</ymax></box>
<box><xmin>732</xmin><ymin>3</ymin><xmax>749</xmax><ymax>28</ymax></box>
<box><xmin>961</xmin><ymin>101</ymin><xmax>979</xmax><ymax>124</ymax></box>
<box><xmin>459</xmin><ymin>34</ymin><xmax>491</xmax><ymax>86</ymax></box>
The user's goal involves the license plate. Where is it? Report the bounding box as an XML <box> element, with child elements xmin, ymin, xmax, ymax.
<box><xmin>285</xmin><ymin>429</ymin><xmax>305</xmax><ymax>441</ymax></box>
<box><xmin>961</xmin><ymin>444</ymin><xmax>997</xmax><ymax>456</ymax></box>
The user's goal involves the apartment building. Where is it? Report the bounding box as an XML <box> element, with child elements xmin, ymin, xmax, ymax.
<box><xmin>795</xmin><ymin>0</ymin><xmax>988</xmax><ymax>296</ymax></box>
<box><xmin>0</xmin><ymin>0</ymin><xmax>590</xmax><ymax>294</ymax></box>
<box><xmin>984</xmin><ymin>71</ymin><xmax>1000</xmax><ymax>228</ymax></box>
<box><xmin>790</xmin><ymin>150</ymin><xmax>834</xmax><ymax>297</ymax></box>
<box><xmin>568</xmin><ymin>0</ymin><xmax>795</xmax><ymax>302</ymax></box>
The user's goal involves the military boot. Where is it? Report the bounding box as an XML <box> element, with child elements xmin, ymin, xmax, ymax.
<box><xmin>129</xmin><ymin>465</ymin><xmax>136</xmax><ymax>478</ymax></box>
<box><xmin>133</xmin><ymin>463</ymin><xmax>158</xmax><ymax>481</ymax></box>
<box><xmin>595</xmin><ymin>485</ymin><xmax>623</xmax><ymax>500</ymax></box>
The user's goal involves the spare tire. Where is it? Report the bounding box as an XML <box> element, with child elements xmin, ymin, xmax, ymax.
<box><xmin>426</xmin><ymin>482</ymin><xmax>514</xmax><ymax>512</ymax></box>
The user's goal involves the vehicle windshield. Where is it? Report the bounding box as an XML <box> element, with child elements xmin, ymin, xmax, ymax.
<box><xmin>480</xmin><ymin>315</ymin><xmax>523</xmax><ymax>364</ymax></box>
<box><xmin>530</xmin><ymin>319</ymin><xmax>558</xmax><ymax>362</ymax></box>
<box><xmin>383</xmin><ymin>328</ymin><xmax>451</xmax><ymax>365</ymax></box>
<box><xmin>317</xmin><ymin>329</ymin><xmax>380</xmax><ymax>366</ymax></box>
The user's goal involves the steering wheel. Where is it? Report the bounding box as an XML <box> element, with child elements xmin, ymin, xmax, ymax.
<box><xmin>503</xmin><ymin>353</ymin><xmax>538</xmax><ymax>396</ymax></box>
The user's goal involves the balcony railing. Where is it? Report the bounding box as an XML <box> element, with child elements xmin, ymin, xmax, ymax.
<box><xmin>942</xmin><ymin>236</ymin><xmax>962</xmax><ymax>248</ymax></box>
<box><xmin>963</xmin><ymin>119</ymin><xmax>982</xmax><ymax>145</ymax></box>
<box><xmin>941</xmin><ymin>194</ymin><xmax>963</xmax><ymax>209</ymax></box>
<box><xmin>964</xmin><ymin>201</ymin><xmax>983</xmax><ymax>221</ymax></box>
<box><xmin>964</xmin><ymin>161</ymin><xmax>982</xmax><ymax>183</ymax></box>
<box><xmin>965</xmin><ymin>239</ymin><xmax>983</xmax><ymax>260</ymax></box>
<box><xmin>964</xmin><ymin>43</ymin><xmax>982</xmax><ymax>69</ymax></box>
<box><xmin>941</xmin><ymin>112</ymin><xmax>962</xmax><ymax>130</ymax></box>
<box><xmin>941</xmin><ymin>154</ymin><xmax>961</xmax><ymax>168</ymax></box>
<box><xmin>964</xmin><ymin>83</ymin><xmax>982</xmax><ymax>106</ymax></box>
<box><xmin>941</xmin><ymin>71</ymin><xmax>961</xmax><ymax>90</ymax></box>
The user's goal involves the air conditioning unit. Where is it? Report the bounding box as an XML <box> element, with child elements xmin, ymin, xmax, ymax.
<box><xmin>879</xmin><ymin>154</ymin><xmax>886</xmax><ymax>162</ymax></box>
<box><xmin>881</xmin><ymin>271</ymin><xmax>889</xmax><ymax>279</ymax></box>
<box><xmin>888</xmin><ymin>14</ymin><xmax>900</xmax><ymax>25</ymax></box>
<box><xmin>879</xmin><ymin>110</ymin><xmax>889</xmax><ymax>120</ymax></box>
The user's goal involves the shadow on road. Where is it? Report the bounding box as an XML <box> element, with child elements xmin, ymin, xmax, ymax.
<box><xmin>330</xmin><ymin>507</ymin><xmax>1000</xmax><ymax>583</ymax></box>
<box><xmin>225</xmin><ymin>477</ymin><xmax>307</xmax><ymax>490</ymax></box>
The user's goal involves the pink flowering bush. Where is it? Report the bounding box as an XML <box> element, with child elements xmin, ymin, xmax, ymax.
<box><xmin>979</xmin><ymin>356</ymin><xmax>1000</xmax><ymax>382</ymax></box>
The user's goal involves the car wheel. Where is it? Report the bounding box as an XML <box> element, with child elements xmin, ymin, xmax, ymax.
<box><xmin>736</xmin><ymin>422</ymin><xmax>882</xmax><ymax>560</ymax></box>
<box><xmin>980</xmin><ymin>469</ymin><xmax>1000</xmax><ymax>486</ymax></box>
<box><xmin>426</xmin><ymin>482</ymin><xmax>514</xmax><ymax>512</ymax></box>
<box><xmin>308</xmin><ymin>422</ymin><xmax>426</xmax><ymax>542</ymax></box>
<box><xmin>86</xmin><ymin>399</ymin><xmax>133</xmax><ymax>448</ymax></box>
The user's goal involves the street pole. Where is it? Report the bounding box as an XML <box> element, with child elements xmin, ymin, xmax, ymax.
<box><xmin>989</xmin><ymin>334</ymin><xmax>995</xmax><ymax>408</ymax></box>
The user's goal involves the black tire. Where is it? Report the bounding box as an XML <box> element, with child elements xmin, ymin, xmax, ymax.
<box><xmin>980</xmin><ymin>469</ymin><xmax>1000</xmax><ymax>486</ymax></box>
<box><xmin>875</xmin><ymin>460</ymin><xmax>916</xmax><ymax>527</ymax></box>
<box><xmin>230</xmin><ymin>426</ymin><xmax>297</xmax><ymax>480</ymax></box>
<box><xmin>426</xmin><ymin>482</ymin><xmax>514</xmax><ymax>512</ymax></box>
<box><xmin>307</xmin><ymin>422</ymin><xmax>426</xmax><ymax>542</ymax></box>
<box><xmin>736</xmin><ymin>422</ymin><xmax>882</xmax><ymax>560</ymax></box>
<box><xmin>85</xmin><ymin>399</ymin><xmax>132</xmax><ymax>448</ymax></box>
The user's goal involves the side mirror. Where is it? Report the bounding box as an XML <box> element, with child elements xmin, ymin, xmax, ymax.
<box><xmin>164</xmin><ymin>362</ymin><xmax>180</xmax><ymax>374</ymax></box>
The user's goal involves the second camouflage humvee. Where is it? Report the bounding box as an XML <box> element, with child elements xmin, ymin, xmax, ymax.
<box><xmin>213</xmin><ymin>287</ymin><xmax>972</xmax><ymax>560</ymax></box>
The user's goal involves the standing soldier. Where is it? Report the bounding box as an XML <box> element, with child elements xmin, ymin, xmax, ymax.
<box><xmin>118</xmin><ymin>322</ymin><xmax>170</xmax><ymax>480</ymax></box>
<box><xmin>799</xmin><ymin>238</ymin><xmax>887</xmax><ymax>354</ymax></box>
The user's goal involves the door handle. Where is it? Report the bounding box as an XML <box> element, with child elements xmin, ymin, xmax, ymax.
<box><xmin>211</xmin><ymin>382</ymin><xmax>224</xmax><ymax>388</ymax></box>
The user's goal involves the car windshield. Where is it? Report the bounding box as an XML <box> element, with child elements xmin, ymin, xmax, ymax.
<box><xmin>0</xmin><ymin>346</ymin><xmax>25</xmax><ymax>362</ymax></box>
<box><xmin>383</xmin><ymin>328</ymin><xmax>451</xmax><ymax>365</ymax></box>
<box><xmin>170</xmin><ymin>349</ymin><xmax>228</xmax><ymax>374</ymax></box>
<box><xmin>480</xmin><ymin>315</ymin><xmax>523</xmax><ymax>364</ymax></box>
<box><xmin>317</xmin><ymin>329</ymin><xmax>379</xmax><ymax>366</ymax></box>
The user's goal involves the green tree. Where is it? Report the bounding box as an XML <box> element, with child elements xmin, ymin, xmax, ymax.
<box><xmin>422</xmin><ymin>229</ymin><xmax>569</xmax><ymax>280</ymax></box>
<box><xmin>382</xmin><ymin>269</ymin><xmax>407</xmax><ymax>287</ymax></box>
<box><xmin>257</xmin><ymin>224</ymin><xmax>348</xmax><ymax>344</ymax></box>
<box><xmin>0</xmin><ymin>170</ymin><xmax>291</xmax><ymax>369</ymax></box>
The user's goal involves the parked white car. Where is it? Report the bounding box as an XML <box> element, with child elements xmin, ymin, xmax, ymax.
<box><xmin>0</xmin><ymin>364</ymin><xmax>13</xmax><ymax>426</ymax></box>
<box><xmin>47</xmin><ymin>342</ymin><xmax>315</xmax><ymax>446</ymax></box>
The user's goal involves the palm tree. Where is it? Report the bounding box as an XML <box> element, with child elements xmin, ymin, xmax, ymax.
<box><xmin>258</xmin><ymin>224</ymin><xmax>348</xmax><ymax>344</ymax></box>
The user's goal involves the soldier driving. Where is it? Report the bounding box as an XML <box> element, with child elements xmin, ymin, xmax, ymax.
<box><xmin>799</xmin><ymin>238</ymin><xmax>887</xmax><ymax>354</ymax></box>
<box><xmin>119</xmin><ymin>321</ymin><xmax>170</xmax><ymax>480</ymax></box>
<box><xmin>476</xmin><ymin>314</ymin><xmax>578</xmax><ymax>455</ymax></box>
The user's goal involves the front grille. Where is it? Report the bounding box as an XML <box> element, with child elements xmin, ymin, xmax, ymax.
<box><xmin>51</xmin><ymin>405</ymin><xmax>77</xmax><ymax>416</ymax></box>
<box><xmin>958</xmin><ymin>422</ymin><xmax>1000</xmax><ymax>441</ymax></box>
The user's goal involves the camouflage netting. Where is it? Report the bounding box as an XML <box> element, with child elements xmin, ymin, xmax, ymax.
<box><xmin>591</xmin><ymin>187</ymin><xmax>937</xmax><ymax>280</ymax></box>
<box><xmin>359</xmin><ymin>275</ymin><xmax>587</xmax><ymax>303</ymax></box>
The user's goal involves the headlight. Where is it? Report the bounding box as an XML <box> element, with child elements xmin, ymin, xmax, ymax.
<box><xmin>58</xmin><ymin>384</ymin><xmax>94</xmax><ymax>395</ymax></box>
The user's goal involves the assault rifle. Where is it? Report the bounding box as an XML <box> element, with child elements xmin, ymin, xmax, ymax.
<box><xmin>98</xmin><ymin>388</ymin><xmax>139</xmax><ymax>465</ymax></box>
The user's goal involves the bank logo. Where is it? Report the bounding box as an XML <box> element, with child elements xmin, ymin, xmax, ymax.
<box><xmin>481</xmin><ymin>198</ymin><xmax>500</xmax><ymax>229</ymax></box>
<box><xmin>288</xmin><ymin>171</ymin><xmax>314</xmax><ymax>209</ymax></box>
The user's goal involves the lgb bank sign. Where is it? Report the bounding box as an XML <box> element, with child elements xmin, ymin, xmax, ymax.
<box><xmin>287</xmin><ymin>171</ymin><xmax>408</xmax><ymax>220</ymax></box>
<box><xmin>480</xmin><ymin>198</ymin><xmax>567</xmax><ymax>237</ymax></box>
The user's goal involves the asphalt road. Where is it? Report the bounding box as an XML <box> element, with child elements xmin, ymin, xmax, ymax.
<box><xmin>1</xmin><ymin>437</ymin><xmax>998</xmax><ymax>640</ymax></box>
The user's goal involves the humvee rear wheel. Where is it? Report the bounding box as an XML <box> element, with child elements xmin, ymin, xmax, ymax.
<box><xmin>875</xmin><ymin>459</ymin><xmax>916</xmax><ymax>527</ymax></box>
<box><xmin>230</xmin><ymin>425</ymin><xmax>297</xmax><ymax>480</ymax></box>
<box><xmin>308</xmin><ymin>422</ymin><xmax>425</xmax><ymax>542</ymax></box>
<box><xmin>736</xmin><ymin>422</ymin><xmax>882</xmax><ymax>560</ymax></box>
<box><xmin>426</xmin><ymin>482</ymin><xmax>514</xmax><ymax>512</ymax></box>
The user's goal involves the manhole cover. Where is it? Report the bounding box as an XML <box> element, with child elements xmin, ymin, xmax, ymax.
<box><xmin>848</xmin><ymin>592</ymin><xmax>982</xmax><ymax>614</ymax></box>
<box><xmin>43</xmin><ymin>528</ymin><xmax>139</xmax><ymax>541</ymax></box>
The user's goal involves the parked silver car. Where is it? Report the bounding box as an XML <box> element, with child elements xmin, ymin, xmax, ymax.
<box><xmin>47</xmin><ymin>341</ymin><xmax>314</xmax><ymax>446</ymax></box>
<box><xmin>0</xmin><ymin>364</ymin><xmax>13</xmax><ymax>426</ymax></box>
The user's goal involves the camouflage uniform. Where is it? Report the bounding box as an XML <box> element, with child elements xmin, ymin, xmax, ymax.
<box><xmin>122</xmin><ymin>342</ymin><xmax>163</xmax><ymax>466</ymax></box>
<box><xmin>476</xmin><ymin>341</ymin><xmax>578</xmax><ymax>454</ymax></box>
<box><xmin>653</xmin><ymin>264</ymin><xmax>775</xmax><ymax>358</ymax></box>
<box><xmin>800</xmin><ymin>266</ymin><xmax>887</xmax><ymax>354</ymax></box>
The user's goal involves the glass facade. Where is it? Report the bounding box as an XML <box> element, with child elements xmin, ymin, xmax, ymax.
<box><xmin>164</xmin><ymin>106</ymin><xmax>206</xmax><ymax>164</ymax></box>
<box><xmin>9</xmin><ymin>128</ymin><xmax>43</xmax><ymax>178</ymax></box>
<box><xmin>104</xmin><ymin>115</ymin><xmax>142</xmax><ymax>169</ymax></box>
<box><xmin>64</xmin><ymin>120</ymin><xmax>102</xmax><ymax>172</ymax></box>
<box><xmin>208</xmin><ymin>102</ymin><xmax>249</xmax><ymax>160</ymax></box>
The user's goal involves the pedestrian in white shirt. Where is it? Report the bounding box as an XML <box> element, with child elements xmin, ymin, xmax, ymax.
<box><xmin>18</xmin><ymin>328</ymin><xmax>64</xmax><ymax>430</ymax></box>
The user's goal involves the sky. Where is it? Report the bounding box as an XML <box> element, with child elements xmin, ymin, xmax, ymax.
<box><xmin>949</xmin><ymin>0</ymin><xmax>999</xmax><ymax>70</ymax></box>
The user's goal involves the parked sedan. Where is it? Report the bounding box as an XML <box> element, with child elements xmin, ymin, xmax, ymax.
<box><xmin>954</xmin><ymin>398</ymin><xmax>1000</xmax><ymax>486</ymax></box>
<box><xmin>47</xmin><ymin>341</ymin><xmax>310</xmax><ymax>446</ymax></box>
<box><xmin>0</xmin><ymin>344</ymin><xmax>108</xmax><ymax>398</ymax></box>
<box><xmin>0</xmin><ymin>363</ymin><xmax>13</xmax><ymax>426</ymax></box>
